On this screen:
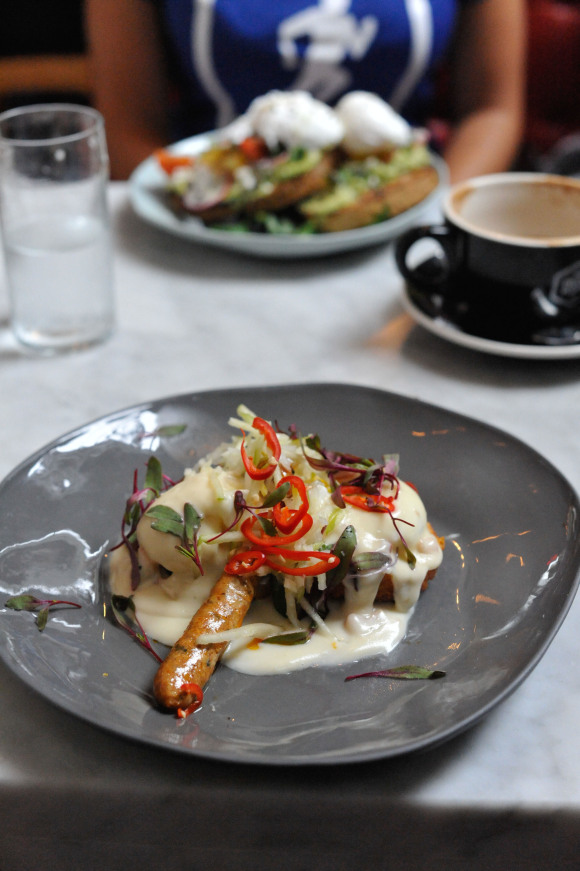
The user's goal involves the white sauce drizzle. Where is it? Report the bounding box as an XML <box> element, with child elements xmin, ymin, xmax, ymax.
<box><xmin>108</xmin><ymin>438</ymin><xmax>443</xmax><ymax>676</ymax></box>
<box><xmin>221</xmin><ymin>596</ymin><xmax>411</xmax><ymax>675</ymax></box>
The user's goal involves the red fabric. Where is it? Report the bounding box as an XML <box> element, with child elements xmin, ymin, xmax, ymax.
<box><xmin>526</xmin><ymin>0</ymin><xmax>580</xmax><ymax>151</ymax></box>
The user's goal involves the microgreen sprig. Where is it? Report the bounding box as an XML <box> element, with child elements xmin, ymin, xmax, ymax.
<box><xmin>146</xmin><ymin>501</ymin><xmax>204</xmax><ymax>574</ymax></box>
<box><xmin>117</xmin><ymin>456</ymin><xmax>179</xmax><ymax>590</ymax></box>
<box><xmin>5</xmin><ymin>594</ymin><xmax>81</xmax><ymax>632</ymax></box>
<box><xmin>345</xmin><ymin>666</ymin><xmax>446</xmax><ymax>682</ymax></box>
<box><xmin>141</xmin><ymin>481</ymin><xmax>292</xmax><ymax>575</ymax></box>
<box><xmin>301</xmin><ymin>433</ymin><xmax>399</xmax><ymax>498</ymax></box>
<box><xmin>110</xmin><ymin>594</ymin><xmax>163</xmax><ymax>662</ymax></box>
<box><xmin>301</xmin><ymin>434</ymin><xmax>416</xmax><ymax>568</ymax></box>
<box><xmin>205</xmin><ymin>483</ymin><xmax>290</xmax><ymax>546</ymax></box>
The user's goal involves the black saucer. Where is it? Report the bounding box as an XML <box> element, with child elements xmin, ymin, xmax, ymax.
<box><xmin>406</xmin><ymin>277</ymin><xmax>580</xmax><ymax>349</ymax></box>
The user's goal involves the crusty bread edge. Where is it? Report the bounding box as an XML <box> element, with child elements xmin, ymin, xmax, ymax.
<box><xmin>313</xmin><ymin>165</ymin><xmax>439</xmax><ymax>233</ymax></box>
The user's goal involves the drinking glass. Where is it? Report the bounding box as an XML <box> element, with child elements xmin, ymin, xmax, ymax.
<box><xmin>0</xmin><ymin>104</ymin><xmax>115</xmax><ymax>353</ymax></box>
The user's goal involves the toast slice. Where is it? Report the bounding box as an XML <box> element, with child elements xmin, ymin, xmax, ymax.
<box><xmin>311</xmin><ymin>165</ymin><xmax>439</xmax><ymax>233</ymax></box>
<box><xmin>166</xmin><ymin>142</ymin><xmax>337</xmax><ymax>224</ymax></box>
<box><xmin>299</xmin><ymin>144</ymin><xmax>438</xmax><ymax>232</ymax></box>
<box><xmin>243</xmin><ymin>149</ymin><xmax>337</xmax><ymax>214</ymax></box>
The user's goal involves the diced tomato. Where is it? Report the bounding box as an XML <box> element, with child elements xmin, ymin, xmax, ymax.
<box><xmin>154</xmin><ymin>149</ymin><xmax>194</xmax><ymax>175</ymax></box>
<box><xmin>239</xmin><ymin>136</ymin><xmax>268</xmax><ymax>162</ymax></box>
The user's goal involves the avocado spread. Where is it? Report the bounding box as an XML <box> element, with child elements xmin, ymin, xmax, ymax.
<box><xmin>299</xmin><ymin>144</ymin><xmax>430</xmax><ymax>218</ymax></box>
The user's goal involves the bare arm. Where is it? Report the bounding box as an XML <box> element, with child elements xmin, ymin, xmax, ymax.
<box><xmin>85</xmin><ymin>0</ymin><xmax>171</xmax><ymax>179</ymax></box>
<box><xmin>442</xmin><ymin>0</ymin><xmax>526</xmax><ymax>182</ymax></box>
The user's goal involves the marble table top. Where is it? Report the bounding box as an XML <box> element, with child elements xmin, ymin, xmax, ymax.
<box><xmin>0</xmin><ymin>183</ymin><xmax>579</xmax><ymax>870</ymax></box>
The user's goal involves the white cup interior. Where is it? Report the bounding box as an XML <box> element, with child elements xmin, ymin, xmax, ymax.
<box><xmin>447</xmin><ymin>174</ymin><xmax>580</xmax><ymax>245</ymax></box>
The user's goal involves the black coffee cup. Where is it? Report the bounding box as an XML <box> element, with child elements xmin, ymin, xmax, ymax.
<box><xmin>395</xmin><ymin>173</ymin><xmax>580</xmax><ymax>326</ymax></box>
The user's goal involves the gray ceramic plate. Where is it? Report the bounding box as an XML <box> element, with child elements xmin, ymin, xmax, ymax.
<box><xmin>0</xmin><ymin>384</ymin><xmax>579</xmax><ymax>766</ymax></box>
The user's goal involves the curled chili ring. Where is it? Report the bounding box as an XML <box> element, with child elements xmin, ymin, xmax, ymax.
<box><xmin>240</xmin><ymin>417</ymin><xmax>281</xmax><ymax>481</ymax></box>
<box><xmin>272</xmin><ymin>474</ymin><xmax>309</xmax><ymax>533</ymax></box>
<box><xmin>241</xmin><ymin>512</ymin><xmax>314</xmax><ymax>548</ymax></box>
<box><xmin>264</xmin><ymin>548</ymin><xmax>340</xmax><ymax>577</ymax></box>
<box><xmin>224</xmin><ymin>549</ymin><xmax>266</xmax><ymax>575</ymax></box>
<box><xmin>176</xmin><ymin>682</ymin><xmax>204</xmax><ymax>719</ymax></box>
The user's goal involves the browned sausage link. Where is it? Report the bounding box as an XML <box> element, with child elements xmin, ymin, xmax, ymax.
<box><xmin>153</xmin><ymin>572</ymin><xmax>256</xmax><ymax>710</ymax></box>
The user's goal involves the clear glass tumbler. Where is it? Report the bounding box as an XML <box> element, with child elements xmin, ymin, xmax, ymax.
<box><xmin>0</xmin><ymin>103</ymin><xmax>115</xmax><ymax>353</ymax></box>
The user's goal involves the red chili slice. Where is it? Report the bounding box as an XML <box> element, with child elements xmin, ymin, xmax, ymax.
<box><xmin>176</xmin><ymin>682</ymin><xmax>203</xmax><ymax>718</ymax></box>
<box><xmin>241</xmin><ymin>513</ymin><xmax>313</xmax><ymax>548</ymax></box>
<box><xmin>272</xmin><ymin>474</ymin><xmax>309</xmax><ymax>533</ymax></box>
<box><xmin>340</xmin><ymin>485</ymin><xmax>395</xmax><ymax>513</ymax></box>
<box><xmin>264</xmin><ymin>548</ymin><xmax>340</xmax><ymax>577</ymax></box>
<box><xmin>224</xmin><ymin>550</ymin><xmax>267</xmax><ymax>575</ymax></box>
<box><xmin>240</xmin><ymin>417</ymin><xmax>281</xmax><ymax>480</ymax></box>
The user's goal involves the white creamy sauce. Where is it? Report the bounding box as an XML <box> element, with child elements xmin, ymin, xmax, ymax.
<box><xmin>109</xmin><ymin>544</ymin><xmax>223</xmax><ymax>644</ymax></box>
<box><xmin>109</xmin><ymin>442</ymin><xmax>443</xmax><ymax>676</ymax></box>
<box><xmin>110</xmin><ymin>546</ymin><xmax>412</xmax><ymax>675</ymax></box>
<box><xmin>221</xmin><ymin>595</ymin><xmax>411</xmax><ymax>675</ymax></box>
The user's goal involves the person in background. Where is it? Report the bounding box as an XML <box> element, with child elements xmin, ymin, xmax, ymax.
<box><xmin>84</xmin><ymin>0</ymin><xmax>526</xmax><ymax>183</ymax></box>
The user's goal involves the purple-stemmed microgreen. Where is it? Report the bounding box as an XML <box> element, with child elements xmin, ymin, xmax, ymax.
<box><xmin>204</xmin><ymin>489</ymin><xmax>247</xmax><ymax>544</ymax></box>
<box><xmin>5</xmin><ymin>594</ymin><xmax>81</xmax><ymax>632</ymax></box>
<box><xmin>301</xmin><ymin>433</ymin><xmax>400</xmax><ymax>495</ymax></box>
<box><xmin>146</xmin><ymin>501</ymin><xmax>204</xmax><ymax>574</ymax></box>
<box><xmin>115</xmin><ymin>456</ymin><xmax>179</xmax><ymax>590</ymax></box>
<box><xmin>110</xmin><ymin>594</ymin><xmax>163</xmax><ymax>662</ymax></box>
<box><xmin>389</xmin><ymin>517</ymin><xmax>417</xmax><ymax>569</ymax></box>
<box><xmin>175</xmin><ymin>501</ymin><xmax>203</xmax><ymax>570</ymax></box>
<box><xmin>300</xmin><ymin>433</ymin><xmax>417</xmax><ymax>568</ymax></box>
<box><xmin>283</xmin><ymin>422</ymin><xmax>299</xmax><ymax>440</ymax></box>
<box><xmin>345</xmin><ymin>665</ymin><xmax>445</xmax><ymax>682</ymax></box>
<box><xmin>205</xmin><ymin>482</ymin><xmax>290</xmax><ymax>545</ymax></box>
<box><xmin>302</xmin><ymin>435</ymin><xmax>400</xmax><ymax>501</ymax></box>
<box><xmin>302</xmin><ymin>433</ymin><xmax>374</xmax><ymax>489</ymax></box>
